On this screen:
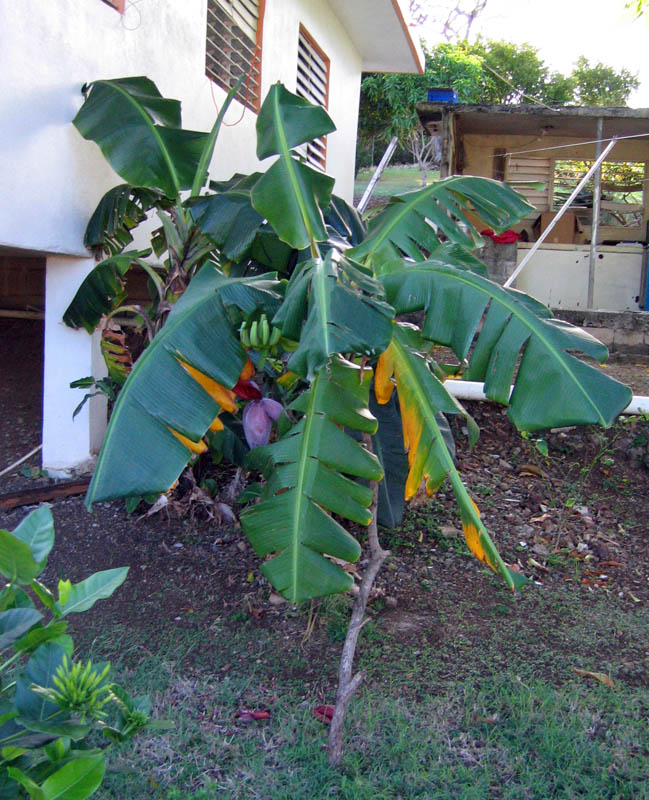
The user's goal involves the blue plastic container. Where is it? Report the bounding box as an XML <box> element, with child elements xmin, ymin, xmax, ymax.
<box><xmin>427</xmin><ymin>88</ymin><xmax>459</xmax><ymax>103</ymax></box>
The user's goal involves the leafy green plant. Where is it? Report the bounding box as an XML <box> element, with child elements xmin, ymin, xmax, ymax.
<box><xmin>0</xmin><ymin>506</ymin><xmax>165</xmax><ymax>798</ymax></box>
<box><xmin>68</xmin><ymin>77</ymin><xmax>631</xmax><ymax>765</ymax></box>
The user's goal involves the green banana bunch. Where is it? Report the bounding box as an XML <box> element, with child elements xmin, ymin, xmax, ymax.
<box><xmin>239</xmin><ymin>313</ymin><xmax>282</xmax><ymax>351</ymax></box>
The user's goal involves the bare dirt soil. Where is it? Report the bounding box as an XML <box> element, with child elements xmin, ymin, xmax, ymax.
<box><xmin>1</xmin><ymin>317</ymin><xmax>648</xmax><ymax>697</ymax></box>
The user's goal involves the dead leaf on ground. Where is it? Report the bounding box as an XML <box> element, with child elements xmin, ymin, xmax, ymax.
<box><xmin>518</xmin><ymin>463</ymin><xmax>545</xmax><ymax>478</ymax></box>
<box><xmin>572</xmin><ymin>668</ymin><xmax>616</xmax><ymax>689</ymax></box>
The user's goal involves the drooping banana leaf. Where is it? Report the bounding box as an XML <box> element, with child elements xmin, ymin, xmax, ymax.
<box><xmin>63</xmin><ymin>250</ymin><xmax>157</xmax><ymax>333</ymax></box>
<box><xmin>73</xmin><ymin>77</ymin><xmax>208</xmax><ymax>198</ymax></box>
<box><xmin>272</xmin><ymin>250</ymin><xmax>394</xmax><ymax>380</ymax></box>
<box><xmin>190</xmin><ymin>191</ymin><xmax>265</xmax><ymax>263</ymax></box>
<box><xmin>368</xmin><ymin>391</ymin><xmax>409</xmax><ymax>529</ymax></box>
<box><xmin>381</xmin><ymin>262</ymin><xmax>632</xmax><ymax>430</ymax></box>
<box><xmin>323</xmin><ymin>195</ymin><xmax>367</xmax><ymax>247</ymax></box>
<box><xmin>375</xmin><ymin>324</ymin><xmax>526</xmax><ymax>591</ymax></box>
<box><xmin>84</xmin><ymin>184</ymin><xmax>171</xmax><ymax>257</ymax></box>
<box><xmin>240</xmin><ymin>357</ymin><xmax>383</xmax><ymax>602</ymax></box>
<box><xmin>85</xmin><ymin>264</ymin><xmax>281</xmax><ymax>507</ymax></box>
<box><xmin>349</xmin><ymin>176</ymin><xmax>534</xmax><ymax>272</ymax></box>
<box><xmin>251</xmin><ymin>84</ymin><xmax>336</xmax><ymax>251</ymax></box>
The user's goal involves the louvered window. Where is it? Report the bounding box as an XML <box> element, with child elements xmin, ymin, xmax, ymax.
<box><xmin>295</xmin><ymin>26</ymin><xmax>330</xmax><ymax>171</ymax></box>
<box><xmin>206</xmin><ymin>0</ymin><xmax>263</xmax><ymax>112</ymax></box>
<box><xmin>505</xmin><ymin>155</ymin><xmax>553</xmax><ymax>221</ymax></box>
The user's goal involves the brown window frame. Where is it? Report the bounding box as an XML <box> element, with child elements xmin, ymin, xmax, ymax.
<box><xmin>205</xmin><ymin>0</ymin><xmax>266</xmax><ymax>114</ymax></box>
<box><xmin>296</xmin><ymin>25</ymin><xmax>330</xmax><ymax>171</ymax></box>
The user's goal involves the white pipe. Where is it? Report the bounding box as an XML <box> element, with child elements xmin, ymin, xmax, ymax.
<box><xmin>444</xmin><ymin>380</ymin><xmax>648</xmax><ymax>416</ymax></box>
<box><xmin>504</xmin><ymin>137</ymin><xmax>617</xmax><ymax>289</ymax></box>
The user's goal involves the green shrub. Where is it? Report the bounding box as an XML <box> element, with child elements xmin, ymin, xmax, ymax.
<box><xmin>0</xmin><ymin>506</ymin><xmax>168</xmax><ymax>799</ymax></box>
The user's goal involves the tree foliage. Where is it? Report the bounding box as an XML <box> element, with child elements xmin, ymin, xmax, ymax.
<box><xmin>358</xmin><ymin>39</ymin><xmax>639</xmax><ymax>168</ymax></box>
<box><xmin>571</xmin><ymin>56</ymin><xmax>640</xmax><ymax>106</ymax></box>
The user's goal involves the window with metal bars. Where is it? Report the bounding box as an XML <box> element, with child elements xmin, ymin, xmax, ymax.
<box><xmin>296</xmin><ymin>26</ymin><xmax>330</xmax><ymax>171</ymax></box>
<box><xmin>205</xmin><ymin>0</ymin><xmax>263</xmax><ymax>112</ymax></box>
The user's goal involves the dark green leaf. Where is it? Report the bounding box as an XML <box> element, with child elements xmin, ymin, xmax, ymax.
<box><xmin>382</xmin><ymin>262</ymin><xmax>632</xmax><ymax>430</ymax></box>
<box><xmin>241</xmin><ymin>358</ymin><xmax>383</xmax><ymax>602</ymax></box>
<box><xmin>273</xmin><ymin>251</ymin><xmax>394</xmax><ymax>380</ymax></box>
<box><xmin>62</xmin><ymin>250</ymin><xmax>152</xmax><ymax>333</ymax></box>
<box><xmin>350</xmin><ymin>175</ymin><xmax>533</xmax><ymax>272</ymax></box>
<box><xmin>15</xmin><ymin>643</ymin><xmax>67</xmax><ymax>723</ymax></box>
<box><xmin>0</xmin><ymin>610</ymin><xmax>42</xmax><ymax>651</ymax></box>
<box><xmin>86</xmin><ymin>265</ymin><xmax>281</xmax><ymax>506</ymax></box>
<box><xmin>73</xmin><ymin>78</ymin><xmax>207</xmax><ymax>198</ymax></box>
<box><xmin>83</xmin><ymin>184</ymin><xmax>171</xmax><ymax>257</ymax></box>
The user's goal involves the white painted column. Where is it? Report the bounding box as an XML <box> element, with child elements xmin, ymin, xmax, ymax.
<box><xmin>42</xmin><ymin>256</ymin><xmax>107</xmax><ymax>478</ymax></box>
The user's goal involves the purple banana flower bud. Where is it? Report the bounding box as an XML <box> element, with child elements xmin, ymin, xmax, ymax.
<box><xmin>242</xmin><ymin>401</ymin><xmax>272</xmax><ymax>448</ymax></box>
<box><xmin>260</xmin><ymin>398</ymin><xmax>283</xmax><ymax>421</ymax></box>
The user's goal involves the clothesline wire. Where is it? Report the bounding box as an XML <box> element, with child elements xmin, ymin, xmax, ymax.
<box><xmin>502</xmin><ymin>131</ymin><xmax>649</xmax><ymax>159</ymax></box>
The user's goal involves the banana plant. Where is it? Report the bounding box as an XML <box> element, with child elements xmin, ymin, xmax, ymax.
<box><xmin>76</xmin><ymin>79</ymin><xmax>631</xmax><ymax>605</ymax></box>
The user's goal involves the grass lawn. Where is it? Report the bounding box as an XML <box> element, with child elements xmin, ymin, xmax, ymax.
<box><xmin>91</xmin><ymin>587</ymin><xmax>649</xmax><ymax>800</ymax></box>
<box><xmin>354</xmin><ymin>164</ymin><xmax>439</xmax><ymax>200</ymax></box>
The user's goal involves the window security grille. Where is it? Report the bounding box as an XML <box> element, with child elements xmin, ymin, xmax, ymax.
<box><xmin>206</xmin><ymin>0</ymin><xmax>262</xmax><ymax>112</ymax></box>
<box><xmin>295</xmin><ymin>26</ymin><xmax>330</xmax><ymax>171</ymax></box>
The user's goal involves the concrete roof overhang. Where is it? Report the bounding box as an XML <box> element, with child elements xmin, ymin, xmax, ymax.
<box><xmin>329</xmin><ymin>0</ymin><xmax>424</xmax><ymax>74</ymax></box>
<box><xmin>417</xmin><ymin>103</ymin><xmax>649</xmax><ymax>138</ymax></box>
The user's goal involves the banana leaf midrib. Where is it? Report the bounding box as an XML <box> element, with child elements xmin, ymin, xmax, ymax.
<box><xmin>392</xmin><ymin>334</ymin><xmax>455</xmax><ymax>479</ymax></box>
<box><xmin>271</xmin><ymin>89</ymin><xmax>317</xmax><ymax>255</ymax></box>
<box><xmin>314</xmin><ymin>260</ymin><xmax>331</xmax><ymax>361</ymax></box>
<box><xmin>291</xmin><ymin>371</ymin><xmax>322</xmax><ymax>601</ymax></box>
<box><xmin>390</xmin><ymin>332</ymin><xmax>517</xmax><ymax>590</ymax></box>
<box><xmin>92</xmin><ymin>80</ymin><xmax>180</xmax><ymax>196</ymax></box>
<box><xmin>359</xmin><ymin>178</ymin><xmax>473</xmax><ymax>260</ymax></box>
<box><xmin>390</xmin><ymin>264</ymin><xmax>611</xmax><ymax>427</ymax></box>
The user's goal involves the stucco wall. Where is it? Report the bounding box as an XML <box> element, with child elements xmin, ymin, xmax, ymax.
<box><xmin>0</xmin><ymin>0</ymin><xmax>366</xmax><ymax>476</ymax></box>
<box><xmin>0</xmin><ymin>0</ymin><xmax>362</xmax><ymax>258</ymax></box>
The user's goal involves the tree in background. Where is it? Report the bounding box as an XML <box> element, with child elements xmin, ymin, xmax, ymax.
<box><xmin>357</xmin><ymin>40</ymin><xmax>639</xmax><ymax>171</ymax></box>
<box><xmin>572</xmin><ymin>56</ymin><xmax>640</xmax><ymax>106</ymax></box>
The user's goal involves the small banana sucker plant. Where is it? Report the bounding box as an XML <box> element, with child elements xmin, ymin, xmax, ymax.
<box><xmin>0</xmin><ymin>506</ymin><xmax>168</xmax><ymax>798</ymax></box>
<box><xmin>68</xmin><ymin>77</ymin><xmax>632</xmax><ymax>766</ymax></box>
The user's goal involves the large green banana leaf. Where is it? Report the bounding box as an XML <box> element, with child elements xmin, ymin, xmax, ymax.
<box><xmin>63</xmin><ymin>249</ymin><xmax>159</xmax><ymax>333</ymax></box>
<box><xmin>190</xmin><ymin>191</ymin><xmax>265</xmax><ymax>263</ymax></box>
<box><xmin>381</xmin><ymin>262</ymin><xmax>632</xmax><ymax>430</ymax></box>
<box><xmin>84</xmin><ymin>184</ymin><xmax>171</xmax><ymax>257</ymax></box>
<box><xmin>272</xmin><ymin>250</ymin><xmax>394</xmax><ymax>380</ymax></box>
<box><xmin>349</xmin><ymin>176</ymin><xmax>534</xmax><ymax>272</ymax></box>
<box><xmin>375</xmin><ymin>325</ymin><xmax>526</xmax><ymax>591</ymax></box>
<box><xmin>73</xmin><ymin>78</ymin><xmax>208</xmax><ymax>198</ymax></box>
<box><xmin>241</xmin><ymin>357</ymin><xmax>383</xmax><ymax>602</ymax></box>
<box><xmin>252</xmin><ymin>84</ymin><xmax>335</xmax><ymax>251</ymax></box>
<box><xmin>85</xmin><ymin>264</ymin><xmax>281</xmax><ymax>507</ymax></box>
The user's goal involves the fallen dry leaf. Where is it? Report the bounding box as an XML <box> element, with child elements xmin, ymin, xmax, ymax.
<box><xmin>518</xmin><ymin>463</ymin><xmax>545</xmax><ymax>478</ymax></box>
<box><xmin>573</xmin><ymin>668</ymin><xmax>616</xmax><ymax>689</ymax></box>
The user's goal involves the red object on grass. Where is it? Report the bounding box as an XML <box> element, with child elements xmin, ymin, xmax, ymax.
<box><xmin>235</xmin><ymin>709</ymin><xmax>270</xmax><ymax>722</ymax></box>
<box><xmin>481</xmin><ymin>228</ymin><xmax>520</xmax><ymax>244</ymax></box>
<box><xmin>313</xmin><ymin>705</ymin><xmax>334</xmax><ymax>724</ymax></box>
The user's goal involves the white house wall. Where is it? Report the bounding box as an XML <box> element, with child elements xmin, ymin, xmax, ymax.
<box><xmin>0</xmin><ymin>0</ymin><xmax>371</xmax><ymax>476</ymax></box>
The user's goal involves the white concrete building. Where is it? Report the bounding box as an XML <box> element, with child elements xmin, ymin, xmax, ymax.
<box><xmin>0</xmin><ymin>0</ymin><xmax>423</xmax><ymax>478</ymax></box>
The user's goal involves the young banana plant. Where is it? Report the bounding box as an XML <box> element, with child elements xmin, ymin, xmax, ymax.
<box><xmin>77</xmin><ymin>79</ymin><xmax>631</xmax><ymax>605</ymax></box>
